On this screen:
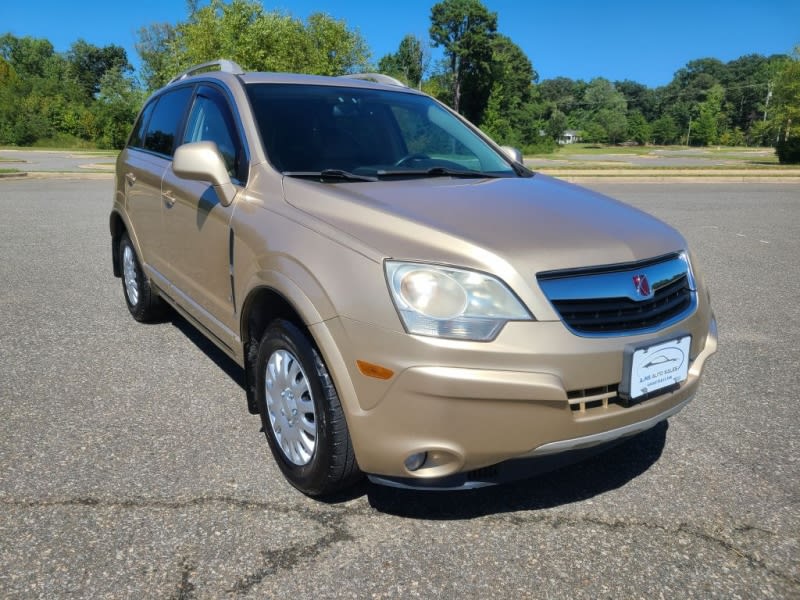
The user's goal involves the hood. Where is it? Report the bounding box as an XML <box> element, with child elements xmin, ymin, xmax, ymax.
<box><xmin>281</xmin><ymin>174</ymin><xmax>686</xmax><ymax>276</ymax></box>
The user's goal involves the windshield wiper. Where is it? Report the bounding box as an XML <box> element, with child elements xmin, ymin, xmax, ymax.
<box><xmin>376</xmin><ymin>166</ymin><xmax>500</xmax><ymax>179</ymax></box>
<box><xmin>283</xmin><ymin>169</ymin><xmax>378</xmax><ymax>182</ymax></box>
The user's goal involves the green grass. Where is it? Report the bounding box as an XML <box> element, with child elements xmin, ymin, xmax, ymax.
<box><xmin>523</xmin><ymin>143</ymin><xmax>783</xmax><ymax>169</ymax></box>
<box><xmin>0</xmin><ymin>168</ymin><xmax>21</xmax><ymax>174</ymax></box>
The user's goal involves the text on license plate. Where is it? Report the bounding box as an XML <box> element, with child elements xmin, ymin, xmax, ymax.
<box><xmin>623</xmin><ymin>335</ymin><xmax>691</xmax><ymax>400</ymax></box>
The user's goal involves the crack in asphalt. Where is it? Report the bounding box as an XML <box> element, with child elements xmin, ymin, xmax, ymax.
<box><xmin>172</xmin><ymin>557</ymin><xmax>197</xmax><ymax>600</ymax></box>
<box><xmin>0</xmin><ymin>494</ymin><xmax>366</xmax><ymax>597</ymax></box>
<box><xmin>3</xmin><ymin>495</ymin><xmax>797</xmax><ymax>593</ymax></box>
<box><xmin>492</xmin><ymin>513</ymin><xmax>799</xmax><ymax>588</ymax></box>
<box><xmin>226</xmin><ymin>511</ymin><xmax>355</xmax><ymax>595</ymax></box>
<box><xmin>0</xmin><ymin>495</ymin><xmax>301</xmax><ymax>513</ymax></box>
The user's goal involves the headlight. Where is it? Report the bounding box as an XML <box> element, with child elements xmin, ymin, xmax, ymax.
<box><xmin>385</xmin><ymin>261</ymin><xmax>533</xmax><ymax>341</ymax></box>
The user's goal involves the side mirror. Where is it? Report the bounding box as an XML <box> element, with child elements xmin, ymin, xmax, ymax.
<box><xmin>173</xmin><ymin>141</ymin><xmax>237</xmax><ymax>207</ymax></box>
<box><xmin>499</xmin><ymin>145</ymin><xmax>524</xmax><ymax>164</ymax></box>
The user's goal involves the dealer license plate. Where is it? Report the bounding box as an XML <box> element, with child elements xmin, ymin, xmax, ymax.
<box><xmin>620</xmin><ymin>335</ymin><xmax>691</xmax><ymax>401</ymax></box>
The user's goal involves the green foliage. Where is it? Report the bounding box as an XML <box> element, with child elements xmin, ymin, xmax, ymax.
<box><xmin>480</xmin><ymin>82</ymin><xmax>516</xmax><ymax>144</ymax></box>
<box><xmin>545</xmin><ymin>109</ymin><xmax>567</xmax><ymax>141</ymax></box>
<box><xmin>627</xmin><ymin>112</ymin><xmax>651</xmax><ymax>145</ymax></box>
<box><xmin>429</xmin><ymin>0</ymin><xmax>497</xmax><ymax>119</ymax></box>
<box><xmin>135</xmin><ymin>23</ymin><xmax>180</xmax><ymax>91</ymax></box>
<box><xmin>0</xmin><ymin>33</ymin><xmax>137</xmax><ymax>148</ymax></box>
<box><xmin>771</xmin><ymin>47</ymin><xmax>800</xmax><ymax>142</ymax></box>
<box><xmin>690</xmin><ymin>84</ymin><xmax>724</xmax><ymax>145</ymax></box>
<box><xmin>775</xmin><ymin>137</ymin><xmax>800</xmax><ymax>164</ymax></box>
<box><xmin>1</xmin><ymin>2</ymin><xmax>794</xmax><ymax>154</ymax></box>
<box><xmin>378</xmin><ymin>35</ymin><xmax>425</xmax><ymax>88</ymax></box>
<box><xmin>650</xmin><ymin>115</ymin><xmax>679</xmax><ymax>145</ymax></box>
<box><xmin>719</xmin><ymin>127</ymin><xmax>745</xmax><ymax>146</ymax></box>
<box><xmin>477</xmin><ymin>35</ymin><xmax>541</xmax><ymax>145</ymax></box>
<box><xmin>66</xmin><ymin>39</ymin><xmax>130</xmax><ymax>100</ymax></box>
<box><xmin>138</xmin><ymin>0</ymin><xmax>370</xmax><ymax>89</ymax></box>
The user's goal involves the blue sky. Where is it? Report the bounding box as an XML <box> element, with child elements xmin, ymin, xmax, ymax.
<box><xmin>3</xmin><ymin>0</ymin><xmax>798</xmax><ymax>87</ymax></box>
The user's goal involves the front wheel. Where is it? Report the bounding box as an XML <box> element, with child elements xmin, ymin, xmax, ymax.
<box><xmin>256</xmin><ymin>320</ymin><xmax>361</xmax><ymax>496</ymax></box>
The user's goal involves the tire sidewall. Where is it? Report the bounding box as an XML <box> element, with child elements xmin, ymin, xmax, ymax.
<box><xmin>255</xmin><ymin>320</ymin><xmax>334</xmax><ymax>494</ymax></box>
<box><xmin>119</xmin><ymin>235</ymin><xmax>143</xmax><ymax>317</ymax></box>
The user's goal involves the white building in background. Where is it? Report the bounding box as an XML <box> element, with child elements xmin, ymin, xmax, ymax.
<box><xmin>559</xmin><ymin>130</ymin><xmax>581</xmax><ymax>145</ymax></box>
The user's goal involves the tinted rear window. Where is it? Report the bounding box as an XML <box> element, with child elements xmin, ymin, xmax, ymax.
<box><xmin>143</xmin><ymin>87</ymin><xmax>193</xmax><ymax>157</ymax></box>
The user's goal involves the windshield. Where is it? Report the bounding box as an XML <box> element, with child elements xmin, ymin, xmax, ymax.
<box><xmin>245</xmin><ymin>83</ymin><xmax>518</xmax><ymax>179</ymax></box>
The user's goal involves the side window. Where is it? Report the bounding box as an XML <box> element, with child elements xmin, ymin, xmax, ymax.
<box><xmin>142</xmin><ymin>87</ymin><xmax>193</xmax><ymax>157</ymax></box>
<box><xmin>128</xmin><ymin>101</ymin><xmax>155</xmax><ymax>149</ymax></box>
<box><xmin>182</xmin><ymin>88</ymin><xmax>245</xmax><ymax>181</ymax></box>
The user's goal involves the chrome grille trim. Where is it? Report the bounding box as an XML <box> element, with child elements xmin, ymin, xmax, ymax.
<box><xmin>538</xmin><ymin>253</ymin><xmax>697</xmax><ymax>337</ymax></box>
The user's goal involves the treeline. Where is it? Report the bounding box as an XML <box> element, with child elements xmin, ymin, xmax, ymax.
<box><xmin>0</xmin><ymin>34</ymin><xmax>141</xmax><ymax>148</ymax></box>
<box><xmin>1</xmin><ymin>0</ymin><xmax>798</xmax><ymax>161</ymax></box>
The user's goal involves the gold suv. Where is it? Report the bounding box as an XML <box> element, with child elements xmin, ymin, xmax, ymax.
<box><xmin>110</xmin><ymin>60</ymin><xmax>717</xmax><ymax>496</ymax></box>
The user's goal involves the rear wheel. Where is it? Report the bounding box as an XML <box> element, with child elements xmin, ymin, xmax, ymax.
<box><xmin>119</xmin><ymin>233</ymin><xmax>165</xmax><ymax>322</ymax></box>
<box><xmin>256</xmin><ymin>320</ymin><xmax>361</xmax><ymax>496</ymax></box>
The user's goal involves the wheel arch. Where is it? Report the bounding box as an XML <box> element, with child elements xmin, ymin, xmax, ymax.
<box><xmin>109</xmin><ymin>210</ymin><xmax>128</xmax><ymax>278</ymax></box>
<box><xmin>239</xmin><ymin>283</ymin><xmax>325</xmax><ymax>415</ymax></box>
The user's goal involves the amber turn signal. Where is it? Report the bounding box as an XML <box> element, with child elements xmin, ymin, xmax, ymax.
<box><xmin>356</xmin><ymin>360</ymin><xmax>394</xmax><ymax>380</ymax></box>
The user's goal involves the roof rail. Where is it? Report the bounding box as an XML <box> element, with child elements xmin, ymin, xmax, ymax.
<box><xmin>339</xmin><ymin>73</ymin><xmax>407</xmax><ymax>88</ymax></box>
<box><xmin>167</xmin><ymin>59</ymin><xmax>244</xmax><ymax>85</ymax></box>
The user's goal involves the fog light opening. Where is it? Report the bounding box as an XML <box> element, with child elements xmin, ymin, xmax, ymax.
<box><xmin>404</xmin><ymin>452</ymin><xmax>428</xmax><ymax>472</ymax></box>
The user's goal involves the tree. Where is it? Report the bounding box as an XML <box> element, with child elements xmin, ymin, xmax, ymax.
<box><xmin>0</xmin><ymin>34</ymin><xmax>57</xmax><ymax>78</ymax></box>
<box><xmin>538</xmin><ymin>77</ymin><xmax>583</xmax><ymax>114</ymax></box>
<box><xmin>772</xmin><ymin>47</ymin><xmax>800</xmax><ymax>162</ymax></box>
<box><xmin>135</xmin><ymin>23</ymin><xmax>179</xmax><ymax>91</ymax></box>
<box><xmin>651</xmin><ymin>115</ymin><xmax>679</xmax><ymax>145</ymax></box>
<box><xmin>545</xmin><ymin>108</ymin><xmax>567</xmax><ymax>141</ymax></box>
<box><xmin>480</xmin><ymin>82</ymin><xmax>515</xmax><ymax>144</ymax></box>
<box><xmin>378</xmin><ymin>34</ymin><xmax>426</xmax><ymax>88</ymax></box>
<box><xmin>92</xmin><ymin>67</ymin><xmax>145</xmax><ymax>148</ymax></box>
<box><xmin>691</xmin><ymin>84</ymin><xmax>724</xmax><ymax>145</ymax></box>
<box><xmin>474</xmin><ymin>34</ymin><xmax>536</xmax><ymax>137</ymax></box>
<box><xmin>615</xmin><ymin>79</ymin><xmax>657</xmax><ymax>121</ymax></box>
<box><xmin>627</xmin><ymin>111</ymin><xmax>651</xmax><ymax>145</ymax></box>
<box><xmin>429</xmin><ymin>0</ymin><xmax>497</xmax><ymax>117</ymax></box>
<box><xmin>136</xmin><ymin>0</ymin><xmax>370</xmax><ymax>89</ymax></box>
<box><xmin>578</xmin><ymin>78</ymin><xmax>628</xmax><ymax>144</ymax></box>
<box><xmin>303</xmin><ymin>12</ymin><xmax>371</xmax><ymax>76</ymax></box>
<box><xmin>66</xmin><ymin>40</ymin><xmax>130</xmax><ymax>100</ymax></box>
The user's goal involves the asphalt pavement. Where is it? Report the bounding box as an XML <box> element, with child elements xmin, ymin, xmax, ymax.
<box><xmin>0</xmin><ymin>177</ymin><xmax>798</xmax><ymax>598</ymax></box>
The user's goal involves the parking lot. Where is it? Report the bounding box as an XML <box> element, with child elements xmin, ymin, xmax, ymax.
<box><xmin>1</xmin><ymin>176</ymin><xmax>798</xmax><ymax>598</ymax></box>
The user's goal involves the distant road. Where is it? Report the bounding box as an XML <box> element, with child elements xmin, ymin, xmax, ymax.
<box><xmin>0</xmin><ymin>149</ymin><xmax>115</xmax><ymax>173</ymax></box>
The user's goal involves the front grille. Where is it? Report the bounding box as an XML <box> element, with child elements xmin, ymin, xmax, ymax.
<box><xmin>537</xmin><ymin>253</ymin><xmax>696</xmax><ymax>336</ymax></box>
<box><xmin>552</xmin><ymin>275</ymin><xmax>692</xmax><ymax>334</ymax></box>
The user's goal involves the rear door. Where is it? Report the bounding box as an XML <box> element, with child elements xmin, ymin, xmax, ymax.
<box><xmin>123</xmin><ymin>86</ymin><xmax>193</xmax><ymax>289</ymax></box>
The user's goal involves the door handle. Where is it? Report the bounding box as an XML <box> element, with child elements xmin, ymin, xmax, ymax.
<box><xmin>125</xmin><ymin>172</ymin><xmax>136</xmax><ymax>186</ymax></box>
<box><xmin>162</xmin><ymin>190</ymin><xmax>177</xmax><ymax>208</ymax></box>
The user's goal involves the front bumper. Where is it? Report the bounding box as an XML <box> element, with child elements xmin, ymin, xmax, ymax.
<box><xmin>311</xmin><ymin>306</ymin><xmax>717</xmax><ymax>487</ymax></box>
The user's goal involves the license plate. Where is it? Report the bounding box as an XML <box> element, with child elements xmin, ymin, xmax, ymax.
<box><xmin>620</xmin><ymin>335</ymin><xmax>691</xmax><ymax>401</ymax></box>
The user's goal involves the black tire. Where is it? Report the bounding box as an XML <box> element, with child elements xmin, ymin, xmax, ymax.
<box><xmin>119</xmin><ymin>233</ymin><xmax>165</xmax><ymax>322</ymax></box>
<box><xmin>255</xmin><ymin>319</ymin><xmax>361</xmax><ymax>496</ymax></box>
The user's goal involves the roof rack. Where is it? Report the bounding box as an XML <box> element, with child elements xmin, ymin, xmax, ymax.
<box><xmin>339</xmin><ymin>73</ymin><xmax>407</xmax><ymax>88</ymax></box>
<box><xmin>167</xmin><ymin>60</ymin><xmax>244</xmax><ymax>85</ymax></box>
